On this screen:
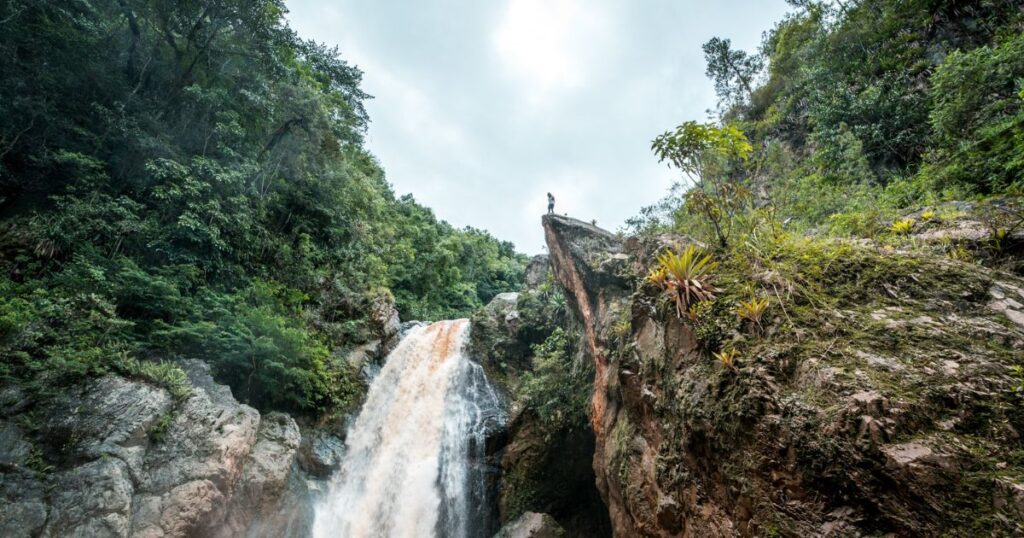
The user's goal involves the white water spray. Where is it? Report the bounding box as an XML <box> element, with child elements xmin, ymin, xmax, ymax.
<box><xmin>312</xmin><ymin>319</ymin><xmax>504</xmax><ymax>538</ymax></box>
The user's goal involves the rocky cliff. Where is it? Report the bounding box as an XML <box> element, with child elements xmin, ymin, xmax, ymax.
<box><xmin>0</xmin><ymin>360</ymin><xmax>345</xmax><ymax>537</ymax></box>
<box><xmin>541</xmin><ymin>214</ymin><xmax>1024</xmax><ymax>537</ymax></box>
<box><xmin>472</xmin><ymin>256</ymin><xmax>613</xmax><ymax>538</ymax></box>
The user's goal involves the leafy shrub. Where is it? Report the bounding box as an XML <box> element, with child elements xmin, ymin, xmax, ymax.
<box><xmin>518</xmin><ymin>327</ymin><xmax>591</xmax><ymax>431</ymax></box>
<box><xmin>0</xmin><ymin>272</ymin><xmax>189</xmax><ymax>399</ymax></box>
<box><xmin>926</xmin><ymin>32</ymin><xmax>1024</xmax><ymax>193</ymax></box>
<box><xmin>0</xmin><ymin>1</ymin><xmax>527</xmax><ymax>418</ymax></box>
<box><xmin>153</xmin><ymin>282</ymin><xmax>357</xmax><ymax>414</ymax></box>
<box><xmin>713</xmin><ymin>348</ymin><xmax>739</xmax><ymax>371</ymax></box>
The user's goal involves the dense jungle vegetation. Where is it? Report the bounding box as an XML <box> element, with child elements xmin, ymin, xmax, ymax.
<box><xmin>634</xmin><ymin>0</ymin><xmax>1024</xmax><ymax>242</ymax></box>
<box><xmin>0</xmin><ymin>1</ymin><xmax>525</xmax><ymax>415</ymax></box>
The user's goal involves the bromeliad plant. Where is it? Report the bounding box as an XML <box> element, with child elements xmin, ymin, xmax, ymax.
<box><xmin>647</xmin><ymin>245</ymin><xmax>721</xmax><ymax>317</ymax></box>
<box><xmin>713</xmin><ymin>348</ymin><xmax>739</xmax><ymax>371</ymax></box>
<box><xmin>890</xmin><ymin>218</ymin><xmax>915</xmax><ymax>235</ymax></box>
<box><xmin>736</xmin><ymin>295</ymin><xmax>770</xmax><ymax>330</ymax></box>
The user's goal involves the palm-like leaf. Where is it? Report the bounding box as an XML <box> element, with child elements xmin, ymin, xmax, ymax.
<box><xmin>736</xmin><ymin>296</ymin><xmax>770</xmax><ymax>327</ymax></box>
<box><xmin>652</xmin><ymin>245</ymin><xmax>721</xmax><ymax>316</ymax></box>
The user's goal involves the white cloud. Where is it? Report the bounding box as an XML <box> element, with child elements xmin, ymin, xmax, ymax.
<box><xmin>287</xmin><ymin>0</ymin><xmax>795</xmax><ymax>253</ymax></box>
<box><xmin>492</xmin><ymin>0</ymin><xmax>611</xmax><ymax>102</ymax></box>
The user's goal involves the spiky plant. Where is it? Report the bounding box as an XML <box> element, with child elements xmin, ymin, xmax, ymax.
<box><xmin>646</xmin><ymin>266</ymin><xmax>669</xmax><ymax>287</ymax></box>
<box><xmin>713</xmin><ymin>348</ymin><xmax>739</xmax><ymax>371</ymax></box>
<box><xmin>653</xmin><ymin>245</ymin><xmax>720</xmax><ymax>317</ymax></box>
<box><xmin>890</xmin><ymin>218</ymin><xmax>915</xmax><ymax>235</ymax></box>
<box><xmin>920</xmin><ymin>209</ymin><xmax>935</xmax><ymax>221</ymax></box>
<box><xmin>736</xmin><ymin>296</ymin><xmax>770</xmax><ymax>329</ymax></box>
<box><xmin>685</xmin><ymin>303</ymin><xmax>701</xmax><ymax>322</ymax></box>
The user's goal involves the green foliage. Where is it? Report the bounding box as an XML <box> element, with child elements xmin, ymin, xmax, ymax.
<box><xmin>713</xmin><ymin>348</ymin><xmax>739</xmax><ymax>371</ymax></box>
<box><xmin>117</xmin><ymin>357</ymin><xmax>191</xmax><ymax>401</ymax></box>
<box><xmin>152</xmin><ymin>281</ymin><xmax>357</xmax><ymax>413</ymax></box>
<box><xmin>890</xmin><ymin>218</ymin><xmax>915</xmax><ymax>235</ymax></box>
<box><xmin>0</xmin><ymin>272</ymin><xmax>190</xmax><ymax>400</ymax></box>
<box><xmin>519</xmin><ymin>327</ymin><xmax>591</xmax><ymax>431</ymax></box>
<box><xmin>651</xmin><ymin>122</ymin><xmax>752</xmax><ymax>181</ymax></box>
<box><xmin>926</xmin><ymin>32</ymin><xmax>1024</xmax><ymax>193</ymax></box>
<box><xmin>643</xmin><ymin>0</ymin><xmax>1023</xmax><ymax>244</ymax></box>
<box><xmin>649</xmin><ymin>246</ymin><xmax>721</xmax><ymax>316</ymax></box>
<box><xmin>149</xmin><ymin>413</ymin><xmax>174</xmax><ymax>444</ymax></box>
<box><xmin>0</xmin><ymin>1</ymin><xmax>525</xmax><ymax>416</ymax></box>
<box><xmin>1011</xmin><ymin>365</ymin><xmax>1024</xmax><ymax>394</ymax></box>
<box><xmin>736</xmin><ymin>296</ymin><xmax>770</xmax><ymax>329</ymax></box>
<box><xmin>649</xmin><ymin>122</ymin><xmax>754</xmax><ymax>247</ymax></box>
<box><xmin>703</xmin><ymin>37</ymin><xmax>763</xmax><ymax>113</ymax></box>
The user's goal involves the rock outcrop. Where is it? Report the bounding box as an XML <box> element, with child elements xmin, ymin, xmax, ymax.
<box><xmin>0</xmin><ymin>360</ymin><xmax>340</xmax><ymax>537</ymax></box>
<box><xmin>542</xmin><ymin>213</ymin><xmax>1024</xmax><ymax>537</ymax></box>
<box><xmin>494</xmin><ymin>511</ymin><xmax>566</xmax><ymax>538</ymax></box>
<box><xmin>473</xmin><ymin>253</ymin><xmax>612</xmax><ymax>537</ymax></box>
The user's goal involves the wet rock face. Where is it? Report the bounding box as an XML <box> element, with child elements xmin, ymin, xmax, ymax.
<box><xmin>0</xmin><ymin>361</ymin><xmax>318</xmax><ymax>538</ymax></box>
<box><xmin>496</xmin><ymin>409</ymin><xmax>611</xmax><ymax>538</ymax></box>
<box><xmin>542</xmin><ymin>215</ymin><xmax>1024</xmax><ymax>537</ymax></box>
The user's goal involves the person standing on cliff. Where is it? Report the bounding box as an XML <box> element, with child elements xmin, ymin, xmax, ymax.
<box><xmin>547</xmin><ymin>192</ymin><xmax>555</xmax><ymax>215</ymax></box>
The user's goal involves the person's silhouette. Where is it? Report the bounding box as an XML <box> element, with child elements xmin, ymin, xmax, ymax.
<box><xmin>547</xmin><ymin>192</ymin><xmax>555</xmax><ymax>215</ymax></box>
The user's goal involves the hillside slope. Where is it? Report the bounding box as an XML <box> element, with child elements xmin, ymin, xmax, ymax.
<box><xmin>540</xmin><ymin>214</ymin><xmax>1023</xmax><ymax>536</ymax></box>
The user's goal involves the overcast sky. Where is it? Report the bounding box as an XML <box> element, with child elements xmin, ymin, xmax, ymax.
<box><xmin>286</xmin><ymin>0</ymin><xmax>792</xmax><ymax>253</ymax></box>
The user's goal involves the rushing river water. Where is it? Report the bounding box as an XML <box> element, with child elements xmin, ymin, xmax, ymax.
<box><xmin>312</xmin><ymin>320</ymin><xmax>505</xmax><ymax>538</ymax></box>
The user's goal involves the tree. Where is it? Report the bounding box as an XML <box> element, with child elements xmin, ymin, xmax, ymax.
<box><xmin>0</xmin><ymin>0</ymin><xmax>526</xmax><ymax>417</ymax></box>
<box><xmin>651</xmin><ymin>122</ymin><xmax>753</xmax><ymax>248</ymax></box>
<box><xmin>702</xmin><ymin>37</ymin><xmax>764</xmax><ymax>113</ymax></box>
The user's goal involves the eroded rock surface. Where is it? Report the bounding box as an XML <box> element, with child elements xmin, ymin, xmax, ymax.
<box><xmin>0</xmin><ymin>360</ymin><xmax>323</xmax><ymax>537</ymax></box>
<box><xmin>473</xmin><ymin>251</ymin><xmax>612</xmax><ymax>537</ymax></box>
<box><xmin>542</xmin><ymin>214</ymin><xmax>1024</xmax><ymax>537</ymax></box>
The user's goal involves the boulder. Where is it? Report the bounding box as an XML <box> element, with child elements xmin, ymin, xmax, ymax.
<box><xmin>0</xmin><ymin>359</ymin><xmax>323</xmax><ymax>538</ymax></box>
<box><xmin>297</xmin><ymin>428</ymin><xmax>346</xmax><ymax>478</ymax></box>
<box><xmin>494</xmin><ymin>512</ymin><xmax>565</xmax><ymax>538</ymax></box>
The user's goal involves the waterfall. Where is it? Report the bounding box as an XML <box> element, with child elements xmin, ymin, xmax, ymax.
<box><xmin>312</xmin><ymin>319</ymin><xmax>505</xmax><ymax>538</ymax></box>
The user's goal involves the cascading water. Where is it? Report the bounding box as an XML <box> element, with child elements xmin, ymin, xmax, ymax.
<box><xmin>312</xmin><ymin>319</ymin><xmax>505</xmax><ymax>538</ymax></box>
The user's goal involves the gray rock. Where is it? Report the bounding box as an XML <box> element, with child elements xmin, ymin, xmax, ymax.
<box><xmin>493</xmin><ymin>512</ymin><xmax>565</xmax><ymax>538</ymax></box>
<box><xmin>43</xmin><ymin>458</ymin><xmax>133</xmax><ymax>538</ymax></box>
<box><xmin>994</xmin><ymin>477</ymin><xmax>1024</xmax><ymax>521</ymax></box>
<box><xmin>0</xmin><ymin>471</ymin><xmax>48</xmax><ymax>537</ymax></box>
<box><xmin>989</xmin><ymin>282</ymin><xmax>1024</xmax><ymax>329</ymax></box>
<box><xmin>370</xmin><ymin>294</ymin><xmax>401</xmax><ymax>341</ymax></box>
<box><xmin>215</xmin><ymin>412</ymin><xmax>302</xmax><ymax>537</ymax></box>
<box><xmin>0</xmin><ymin>359</ymin><xmax>325</xmax><ymax>538</ymax></box>
<box><xmin>345</xmin><ymin>340</ymin><xmax>383</xmax><ymax>382</ymax></box>
<box><xmin>0</xmin><ymin>385</ymin><xmax>31</xmax><ymax>416</ymax></box>
<box><xmin>297</xmin><ymin>429</ymin><xmax>346</xmax><ymax>478</ymax></box>
<box><xmin>43</xmin><ymin>375</ymin><xmax>172</xmax><ymax>462</ymax></box>
<box><xmin>523</xmin><ymin>254</ymin><xmax>551</xmax><ymax>288</ymax></box>
<box><xmin>0</xmin><ymin>419</ymin><xmax>31</xmax><ymax>466</ymax></box>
